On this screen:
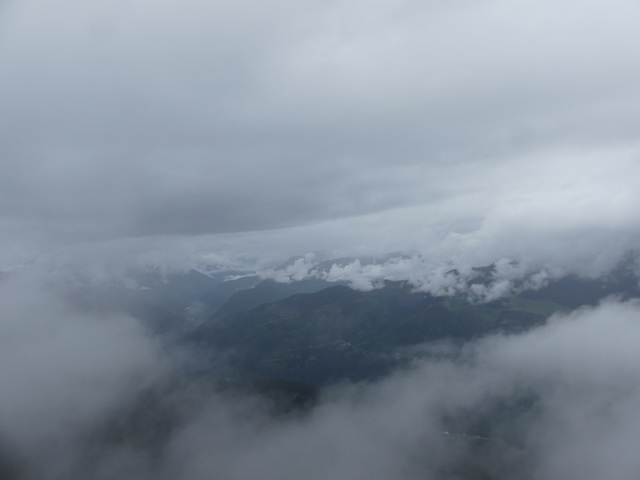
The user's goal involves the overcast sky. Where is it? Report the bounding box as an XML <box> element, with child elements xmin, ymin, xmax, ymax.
<box><xmin>2</xmin><ymin>3</ymin><xmax>640</xmax><ymax>476</ymax></box>
<box><xmin>2</xmin><ymin>0</ymin><xmax>640</xmax><ymax>272</ymax></box>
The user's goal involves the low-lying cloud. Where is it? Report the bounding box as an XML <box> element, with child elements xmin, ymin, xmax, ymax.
<box><xmin>2</xmin><ymin>270</ymin><xmax>640</xmax><ymax>480</ymax></box>
<box><xmin>2</xmin><ymin>0</ymin><xmax>639</xmax><ymax>476</ymax></box>
<box><xmin>257</xmin><ymin>251</ymin><xmax>639</xmax><ymax>303</ymax></box>
<box><xmin>0</xmin><ymin>273</ymin><xmax>165</xmax><ymax>478</ymax></box>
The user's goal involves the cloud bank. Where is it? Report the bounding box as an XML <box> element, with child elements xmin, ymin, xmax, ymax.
<box><xmin>2</xmin><ymin>269</ymin><xmax>640</xmax><ymax>479</ymax></box>
<box><xmin>2</xmin><ymin>1</ymin><xmax>639</xmax><ymax>478</ymax></box>
<box><xmin>1</xmin><ymin>0</ymin><xmax>639</xmax><ymax>276</ymax></box>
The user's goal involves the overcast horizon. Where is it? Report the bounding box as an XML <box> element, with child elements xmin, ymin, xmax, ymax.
<box><xmin>2</xmin><ymin>0</ymin><xmax>640</xmax><ymax>276</ymax></box>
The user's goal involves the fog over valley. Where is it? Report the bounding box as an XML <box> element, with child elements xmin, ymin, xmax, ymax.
<box><xmin>3</xmin><ymin>273</ymin><xmax>640</xmax><ymax>479</ymax></box>
<box><xmin>1</xmin><ymin>0</ymin><xmax>640</xmax><ymax>478</ymax></box>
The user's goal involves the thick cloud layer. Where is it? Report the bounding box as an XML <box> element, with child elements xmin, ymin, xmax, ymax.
<box><xmin>2</xmin><ymin>270</ymin><xmax>640</xmax><ymax>479</ymax></box>
<box><xmin>2</xmin><ymin>3</ymin><xmax>640</xmax><ymax>474</ymax></box>
<box><xmin>0</xmin><ymin>274</ymin><xmax>165</xmax><ymax>478</ymax></box>
<box><xmin>1</xmin><ymin>0</ymin><xmax>640</xmax><ymax>273</ymax></box>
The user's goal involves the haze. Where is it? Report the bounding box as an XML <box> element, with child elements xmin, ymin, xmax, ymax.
<box><xmin>1</xmin><ymin>1</ymin><xmax>640</xmax><ymax>479</ymax></box>
<box><xmin>1</xmin><ymin>0</ymin><xmax>639</xmax><ymax>273</ymax></box>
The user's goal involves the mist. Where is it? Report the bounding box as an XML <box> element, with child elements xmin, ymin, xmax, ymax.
<box><xmin>2</xmin><ymin>0</ymin><xmax>640</xmax><ymax>477</ymax></box>
<box><xmin>2</xmin><ymin>268</ymin><xmax>639</xmax><ymax>480</ymax></box>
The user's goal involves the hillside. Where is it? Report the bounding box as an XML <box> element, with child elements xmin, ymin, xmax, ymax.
<box><xmin>190</xmin><ymin>281</ymin><xmax>569</xmax><ymax>384</ymax></box>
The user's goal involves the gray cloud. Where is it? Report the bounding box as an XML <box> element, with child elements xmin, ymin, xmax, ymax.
<box><xmin>2</xmin><ymin>3</ymin><xmax>640</xmax><ymax>474</ymax></box>
<box><xmin>1</xmin><ymin>0</ymin><xmax>640</xmax><ymax>271</ymax></box>
<box><xmin>0</xmin><ymin>273</ymin><xmax>165</xmax><ymax>478</ymax></box>
<box><xmin>2</xmin><ymin>268</ymin><xmax>640</xmax><ymax>479</ymax></box>
<box><xmin>111</xmin><ymin>299</ymin><xmax>640</xmax><ymax>479</ymax></box>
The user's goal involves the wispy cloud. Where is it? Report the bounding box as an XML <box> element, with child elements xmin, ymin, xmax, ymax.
<box><xmin>2</xmin><ymin>270</ymin><xmax>640</xmax><ymax>479</ymax></box>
